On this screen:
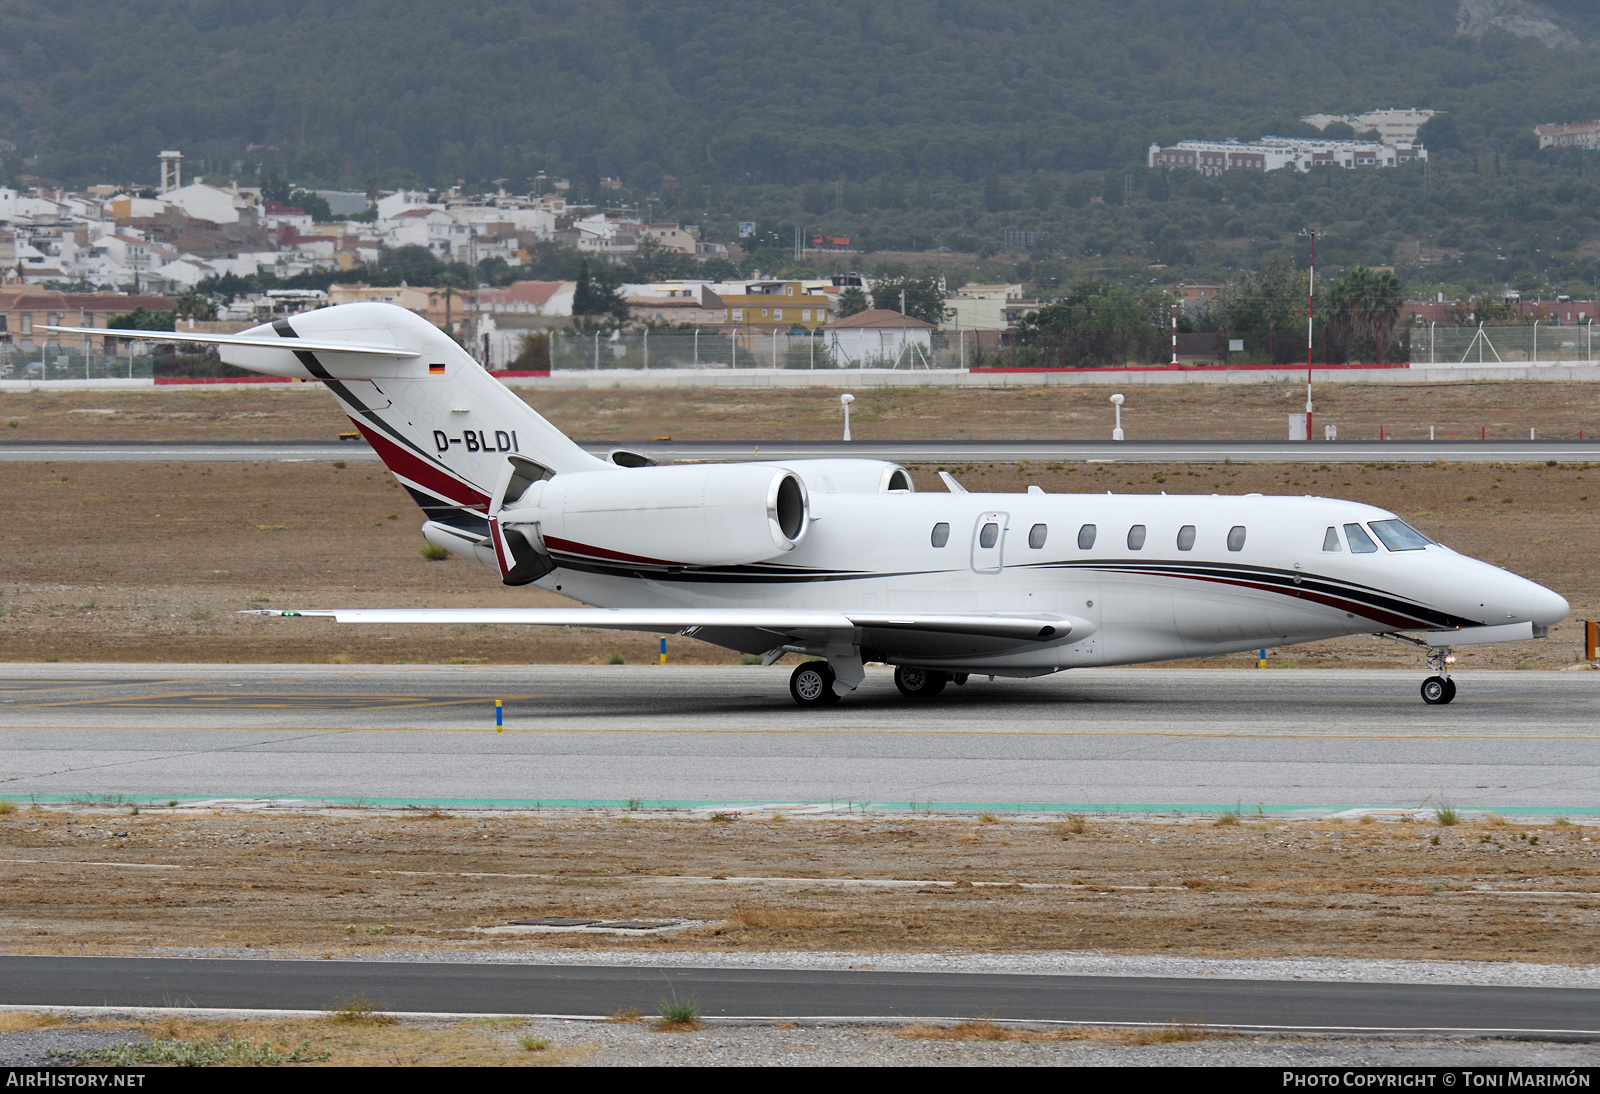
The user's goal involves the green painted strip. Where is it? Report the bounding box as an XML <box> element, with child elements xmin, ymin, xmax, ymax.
<box><xmin>5</xmin><ymin>794</ymin><xmax>1600</xmax><ymax>815</ymax></box>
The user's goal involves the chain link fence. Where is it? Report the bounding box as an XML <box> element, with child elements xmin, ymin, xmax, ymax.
<box><xmin>1409</xmin><ymin>324</ymin><xmax>1598</xmax><ymax>365</ymax></box>
<box><xmin>533</xmin><ymin>329</ymin><xmax>975</xmax><ymax>371</ymax></box>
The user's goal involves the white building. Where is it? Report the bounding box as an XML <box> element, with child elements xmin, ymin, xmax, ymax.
<box><xmin>1302</xmin><ymin>108</ymin><xmax>1437</xmax><ymax>143</ymax></box>
<box><xmin>821</xmin><ymin>309</ymin><xmax>935</xmax><ymax>367</ymax></box>
<box><xmin>1536</xmin><ymin>120</ymin><xmax>1600</xmax><ymax>150</ymax></box>
<box><xmin>944</xmin><ymin>283</ymin><xmax>1034</xmax><ymax>331</ymax></box>
<box><xmin>1148</xmin><ymin>136</ymin><xmax>1427</xmax><ymax>176</ymax></box>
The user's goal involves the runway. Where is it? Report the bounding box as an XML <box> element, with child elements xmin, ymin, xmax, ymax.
<box><xmin>3</xmin><ymin>955</ymin><xmax>1599</xmax><ymax>1033</ymax></box>
<box><xmin>3</xmin><ymin>438</ymin><xmax>1597</xmax><ymax>464</ymax></box>
<box><xmin>4</xmin><ymin>665</ymin><xmax>1598</xmax><ymax>812</ymax></box>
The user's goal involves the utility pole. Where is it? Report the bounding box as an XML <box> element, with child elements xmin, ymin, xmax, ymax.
<box><xmin>1169</xmin><ymin>303</ymin><xmax>1178</xmax><ymax>367</ymax></box>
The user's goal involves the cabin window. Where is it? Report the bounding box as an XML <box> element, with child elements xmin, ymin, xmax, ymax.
<box><xmin>1176</xmin><ymin>525</ymin><xmax>1196</xmax><ymax>551</ymax></box>
<box><xmin>1322</xmin><ymin>526</ymin><xmax>1341</xmax><ymax>552</ymax></box>
<box><xmin>1227</xmin><ymin>525</ymin><xmax>1247</xmax><ymax>552</ymax></box>
<box><xmin>1343</xmin><ymin>523</ymin><xmax>1379</xmax><ymax>554</ymax></box>
<box><xmin>1127</xmin><ymin>524</ymin><xmax>1146</xmax><ymax>550</ymax></box>
<box><xmin>1368</xmin><ymin>519</ymin><xmax>1432</xmax><ymax>552</ymax></box>
<box><xmin>1028</xmin><ymin>523</ymin><xmax>1047</xmax><ymax>549</ymax></box>
<box><xmin>930</xmin><ymin>522</ymin><xmax>950</xmax><ymax>548</ymax></box>
<box><xmin>979</xmin><ymin>522</ymin><xmax>1000</xmax><ymax>549</ymax></box>
<box><xmin>1078</xmin><ymin>523</ymin><xmax>1096</xmax><ymax>549</ymax></box>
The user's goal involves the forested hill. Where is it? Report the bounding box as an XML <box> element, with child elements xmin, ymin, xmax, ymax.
<box><xmin>2</xmin><ymin>0</ymin><xmax>1599</xmax><ymax>190</ymax></box>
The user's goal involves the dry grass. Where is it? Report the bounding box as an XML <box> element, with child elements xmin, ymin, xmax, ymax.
<box><xmin>897</xmin><ymin>1019</ymin><xmax>1229</xmax><ymax>1045</ymax></box>
<box><xmin>735</xmin><ymin>906</ymin><xmax>827</xmax><ymax>930</ymax></box>
<box><xmin>8</xmin><ymin>808</ymin><xmax>1600</xmax><ymax>962</ymax></box>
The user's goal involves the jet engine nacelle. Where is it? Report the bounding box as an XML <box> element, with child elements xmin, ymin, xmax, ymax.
<box><xmin>500</xmin><ymin>463</ymin><xmax>810</xmax><ymax>567</ymax></box>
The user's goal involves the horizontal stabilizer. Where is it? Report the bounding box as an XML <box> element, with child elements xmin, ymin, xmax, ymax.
<box><xmin>37</xmin><ymin>325</ymin><xmax>419</xmax><ymax>358</ymax></box>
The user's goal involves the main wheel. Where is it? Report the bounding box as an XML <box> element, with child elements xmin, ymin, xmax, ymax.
<box><xmin>1421</xmin><ymin>675</ymin><xmax>1452</xmax><ymax>705</ymax></box>
<box><xmin>790</xmin><ymin>661</ymin><xmax>840</xmax><ymax>707</ymax></box>
<box><xmin>894</xmin><ymin>666</ymin><xmax>949</xmax><ymax>698</ymax></box>
<box><xmin>1442</xmin><ymin>677</ymin><xmax>1457</xmax><ymax>704</ymax></box>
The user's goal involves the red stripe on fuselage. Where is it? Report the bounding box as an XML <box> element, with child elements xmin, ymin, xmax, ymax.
<box><xmin>349</xmin><ymin>417</ymin><xmax>489</xmax><ymax>509</ymax></box>
<box><xmin>542</xmin><ymin>535</ymin><xmax>681</xmax><ymax>567</ymax></box>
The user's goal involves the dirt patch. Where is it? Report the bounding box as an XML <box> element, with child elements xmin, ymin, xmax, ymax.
<box><xmin>4</xmin><ymin>807</ymin><xmax>1599</xmax><ymax>963</ymax></box>
<box><xmin>2</xmin><ymin>380</ymin><xmax>1596</xmax><ymax>443</ymax></box>
<box><xmin>0</xmin><ymin>459</ymin><xmax>1591</xmax><ymax>668</ymax></box>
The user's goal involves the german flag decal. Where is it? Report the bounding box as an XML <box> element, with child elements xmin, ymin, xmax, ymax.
<box><xmin>429</xmin><ymin>362</ymin><xmax>446</xmax><ymax>375</ymax></box>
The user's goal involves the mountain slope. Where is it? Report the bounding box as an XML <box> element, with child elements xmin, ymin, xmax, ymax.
<box><xmin>0</xmin><ymin>0</ymin><xmax>1596</xmax><ymax>188</ymax></box>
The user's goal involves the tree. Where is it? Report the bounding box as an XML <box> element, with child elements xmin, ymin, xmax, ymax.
<box><xmin>835</xmin><ymin>286</ymin><xmax>868</xmax><ymax>318</ymax></box>
<box><xmin>107</xmin><ymin>307</ymin><xmax>175</xmax><ymax>331</ymax></box>
<box><xmin>1325</xmin><ymin>266</ymin><xmax>1404</xmax><ymax>363</ymax></box>
<box><xmin>869</xmin><ymin>275</ymin><xmax>947</xmax><ymax>325</ymax></box>
<box><xmin>572</xmin><ymin>257</ymin><xmax>628</xmax><ymax>321</ymax></box>
<box><xmin>509</xmin><ymin>331</ymin><xmax>551</xmax><ymax>371</ymax></box>
<box><xmin>259</xmin><ymin>174</ymin><xmax>292</xmax><ymax>204</ymax></box>
<box><xmin>173</xmin><ymin>288</ymin><xmax>217</xmax><ymax>321</ymax></box>
<box><xmin>288</xmin><ymin>188</ymin><xmax>333</xmax><ymax>222</ymax></box>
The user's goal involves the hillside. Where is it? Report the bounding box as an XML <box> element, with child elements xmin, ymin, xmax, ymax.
<box><xmin>2</xmin><ymin>0</ymin><xmax>1599</xmax><ymax>191</ymax></box>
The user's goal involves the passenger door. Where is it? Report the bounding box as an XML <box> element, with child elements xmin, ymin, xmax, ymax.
<box><xmin>971</xmin><ymin>511</ymin><xmax>1008</xmax><ymax>574</ymax></box>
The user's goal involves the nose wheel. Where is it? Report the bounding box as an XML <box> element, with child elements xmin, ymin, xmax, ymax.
<box><xmin>1421</xmin><ymin>675</ymin><xmax>1456</xmax><ymax>705</ymax></box>
<box><xmin>1421</xmin><ymin>645</ymin><xmax>1457</xmax><ymax>705</ymax></box>
<box><xmin>789</xmin><ymin>661</ymin><xmax>840</xmax><ymax>707</ymax></box>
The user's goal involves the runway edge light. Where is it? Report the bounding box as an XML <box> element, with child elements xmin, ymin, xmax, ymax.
<box><xmin>496</xmin><ymin>699</ymin><xmax>503</xmax><ymax>732</ymax></box>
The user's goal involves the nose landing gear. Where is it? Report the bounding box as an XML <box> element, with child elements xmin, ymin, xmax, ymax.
<box><xmin>1421</xmin><ymin>645</ymin><xmax>1457</xmax><ymax>705</ymax></box>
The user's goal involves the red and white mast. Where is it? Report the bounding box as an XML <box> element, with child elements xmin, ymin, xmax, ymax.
<box><xmin>1305</xmin><ymin>229</ymin><xmax>1315</xmax><ymax>441</ymax></box>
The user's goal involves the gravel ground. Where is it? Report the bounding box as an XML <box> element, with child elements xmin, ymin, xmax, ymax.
<box><xmin>496</xmin><ymin>1021</ymin><xmax>1600</xmax><ymax>1066</ymax></box>
<box><xmin>0</xmin><ymin>1030</ymin><xmax>145</xmax><ymax>1066</ymax></box>
<box><xmin>134</xmin><ymin>946</ymin><xmax>1600</xmax><ymax>990</ymax></box>
<box><xmin>7</xmin><ymin>1022</ymin><xmax>1600</xmax><ymax>1067</ymax></box>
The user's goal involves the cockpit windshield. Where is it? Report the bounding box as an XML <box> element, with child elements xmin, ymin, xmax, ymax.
<box><xmin>1368</xmin><ymin>519</ymin><xmax>1434</xmax><ymax>552</ymax></box>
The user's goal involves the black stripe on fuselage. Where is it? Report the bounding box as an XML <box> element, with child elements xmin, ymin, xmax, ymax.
<box><xmin>1022</xmin><ymin>558</ymin><xmax>1478</xmax><ymax>630</ymax></box>
<box><xmin>272</xmin><ymin>320</ymin><xmax>460</xmax><ymax>475</ymax></box>
<box><xmin>272</xmin><ymin>317</ymin><xmax>485</xmax><ymax>513</ymax></box>
<box><xmin>546</xmin><ymin>552</ymin><xmax>1474</xmax><ymax>629</ymax></box>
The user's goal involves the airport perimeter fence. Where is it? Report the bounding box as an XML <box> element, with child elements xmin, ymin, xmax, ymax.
<box><xmin>1409</xmin><ymin>323</ymin><xmax>1597</xmax><ymax>365</ymax></box>
<box><xmin>536</xmin><ymin>328</ymin><xmax>976</xmax><ymax>371</ymax></box>
<box><xmin>0</xmin><ymin>343</ymin><xmax>160</xmax><ymax>381</ymax></box>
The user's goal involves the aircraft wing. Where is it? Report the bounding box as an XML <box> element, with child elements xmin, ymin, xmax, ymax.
<box><xmin>242</xmin><ymin>608</ymin><xmax>1080</xmax><ymax>644</ymax></box>
<box><xmin>37</xmin><ymin>325</ymin><xmax>419</xmax><ymax>358</ymax></box>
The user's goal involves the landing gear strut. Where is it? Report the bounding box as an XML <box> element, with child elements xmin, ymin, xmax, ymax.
<box><xmin>1421</xmin><ymin>645</ymin><xmax>1456</xmax><ymax>705</ymax></box>
<box><xmin>789</xmin><ymin>661</ymin><xmax>840</xmax><ymax>707</ymax></box>
<box><xmin>894</xmin><ymin>666</ymin><xmax>948</xmax><ymax>698</ymax></box>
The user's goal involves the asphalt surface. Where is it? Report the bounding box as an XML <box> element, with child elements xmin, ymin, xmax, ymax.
<box><xmin>3</xmin><ymin>438</ymin><xmax>1598</xmax><ymax>464</ymax></box>
<box><xmin>3</xmin><ymin>665</ymin><xmax>1598</xmax><ymax>811</ymax></box>
<box><xmin>2</xmin><ymin>955</ymin><xmax>1599</xmax><ymax>1033</ymax></box>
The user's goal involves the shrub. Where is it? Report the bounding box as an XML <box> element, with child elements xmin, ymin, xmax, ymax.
<box><xmin>419</xmin><ymin>543</ymin><xmax>451</xmax><ymax>561</ymax></box>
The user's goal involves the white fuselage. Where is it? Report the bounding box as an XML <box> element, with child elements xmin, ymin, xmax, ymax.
<box><xmin>537</xmin><ymin>483</ymin><xmax>1567</xmax><ymax>672</ymax></box>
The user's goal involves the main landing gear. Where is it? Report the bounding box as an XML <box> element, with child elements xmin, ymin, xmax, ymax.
<box><xmin>789</xmin><ymin>661</ymin><xmax>840</xmax><ymax>707</ymax></box>
<box><xmin>894</xmin><ymin>666</ymin><xmax>948</xmax><ymax>697</ymax></box>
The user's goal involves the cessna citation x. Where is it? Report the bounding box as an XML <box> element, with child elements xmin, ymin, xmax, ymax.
<box><xmin>47</xmin><ymin>304</ymin><xmax>1568</xmax><ymax>707</ymax></box>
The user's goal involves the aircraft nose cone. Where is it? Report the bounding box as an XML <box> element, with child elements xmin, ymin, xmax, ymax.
<box><xmin>1530</xmin><ymin>583</ymin><xmax>1570</xmax><ymax>629</ymax></box>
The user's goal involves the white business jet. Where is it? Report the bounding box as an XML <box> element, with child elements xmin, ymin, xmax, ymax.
<box><xmin>46</xmin><ymin>304</ymin><xmax>1569</xmax><ymax>706</ymax></box>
